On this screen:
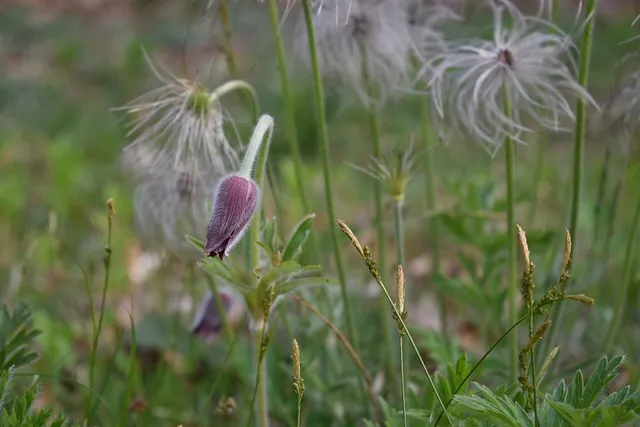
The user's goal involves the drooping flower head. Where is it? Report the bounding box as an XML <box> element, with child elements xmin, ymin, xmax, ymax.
<box><xmin>118</xmin><ymin>53</ymin><xmax>241</xmax><ymax>178</ymax></box>
<box><xmin>204</xmin><ymin>115</ymin><xmax>275</xmax><ymax>259</ymax></box>
<box><xmin>425</xmin><ymin>0</ymin><xmax>597</xmax><ymax>152</ymax></box>
<box><xmin>295</xmin><ymin>0</ymin><xmax>415</xmax><ymax>108</ymax></box>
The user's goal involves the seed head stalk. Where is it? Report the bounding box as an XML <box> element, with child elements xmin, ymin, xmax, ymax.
<box><xmin>393</xmin><ymin>201</ymin><xmax>408</xmax><ymax>427</ymax></box>
<box><xmin>417</xmin><ymin>96</ymin><xmax>446</xmax><ymax>337</ymax></box>
<box><xmin>360</xmin><ymin>44</ymin><xmax>396</xmax><ymax>380</ymax></box>
<box><xmin>300</xmin><ymin>0</ymin><xmax>362</xmax><ymax>400</ymax></box>
<box><xmin>542</xmin><ymin>0</ymin><xmax>598</xmax><ymax>361</ymax></box>
<box><xmin>503</xmin><ymin>89</ymin><xmax>518</xmax><ymax>384</ymax></box>
<box><xmin>266</xmin><ymin>0</ymin><xmax>311</xmax><ymax>215</ymax></box>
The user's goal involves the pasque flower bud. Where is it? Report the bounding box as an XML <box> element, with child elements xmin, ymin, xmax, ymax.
<box><xmin>203</xmin><ymin>115</ymin><xmax>274</xmax><ymax>259</ymax></box>
<box><xmin>204</xmin><ymin>175</ymin><xmax>259</xmax><ymax>259</ymax></box>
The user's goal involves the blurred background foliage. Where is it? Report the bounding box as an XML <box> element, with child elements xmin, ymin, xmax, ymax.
<box><xmin>1</xmin><ymin>0</ymin><xmax>640</xmax><ymax>425</ymax></box>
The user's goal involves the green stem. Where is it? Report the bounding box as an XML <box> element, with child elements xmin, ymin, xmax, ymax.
<box><xmin>300</xmin><ymin>0</ymin><xmax>357</xmax><ymax>353</ymax></box>
<box><xmin>361</xmin><ymin>44</ymin><xmax>396</xmax><ymax>384</ymax></box>
<box><xmin>394</xmin><ymin>200</ymin><xmax>408</xmax><ymax>427</ymax></box>
<box><xmin>247</xmin><ymin>318</ymin><xmax>270</xmax><ymax>427</ymax></box>
<box><xmin>266</xmin><ymin>0</ymin><xmax>310</xmax><ymax>213</ymax></box>
<box><xmin>86</xmin><ymin>200</ymin><xmax>114</xmax><ymax>425</ymax></box>
<box><xmin>399</xmin><ymin>335</ymin><xmax>407</xmax><ymax>427</ymax></box>
<box><xmin>394</xmin><ymin>201</ymin><xmax>405</xmax><ymax>267</ymax></box>
<box><xmin>418</xmin><ymin>97</ymin><xmax>446</xmax><ymax>336</ymax></box>
<box><xmin>529</xmin><ymin>303</ymin><xmax>539</xmax><ymax>426</ymax></box>
<box><xmin>542</xmin><ymin>0</ymin><xmax>597</xmax><ymax>361</ymax></box>
<box><xmin>217</xmin><ymin>0</ymin><xmax>238</xmax><ymax>76</ymax></box>
<box><xmin>528</xmin><ymin>135</ymin><xmax>545</xmax><ymax>225</ymax></box>
<box><xmin>602</xmin><ymin>188</ymin><xmax>640</xmax><ymax>353</ymax></box>
<box><xmin>296</xmin><ymin>396</ymin><xmax>303</xmax><ymax>427</ymax></box>
<box><xmin>503</xmin><ymin>93</ymin><xmax>518</xmax><ymax>385</ymax></box>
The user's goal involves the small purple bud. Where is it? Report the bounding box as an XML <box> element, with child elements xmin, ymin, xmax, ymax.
<box><xmin>204</xmin><ymin>175</ymin><xmax>259</xmax><ymax>259</ymax></box>
<box><xmin>191</xmin><ymin>291</ymin><xmax>233</xmax><ymax>340</ymax></box>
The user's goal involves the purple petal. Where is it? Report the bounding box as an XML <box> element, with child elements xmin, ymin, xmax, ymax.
<box><xmin>204</xmin><ymin>175</ymin><xmax>259</xmax><ymax>259</ymax></box>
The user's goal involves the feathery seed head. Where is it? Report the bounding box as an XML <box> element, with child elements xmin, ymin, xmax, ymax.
<box><xmin>119</xmin><ymin>54</ymin><xmax>241</xmax><ymax>178</ymax></box>
<box><xmin>426</xmin><ymin>0</ymin><xmax>597</xmax><ymax>152</ymax></box>
<box><xmin>296</xmin><ymin>0</ymin><xmax>414</xmax><ymax>108</ymax></box>
<box><xmin>132</xmin><ymin>156</ymin><xmax>215</xmax><ymax>256</ymax></box>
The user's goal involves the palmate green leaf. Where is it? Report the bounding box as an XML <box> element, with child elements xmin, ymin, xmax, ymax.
<box><xmin>282</xmin><ymin>213</ymin><xmax>315</xmax><ymax>261</ymax></box>
<box><xmin>453</xmin><ymin>383</ymin><xmax>533</xmax><ymax>427</ymax></box>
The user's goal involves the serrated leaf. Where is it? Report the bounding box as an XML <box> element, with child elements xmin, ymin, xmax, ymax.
<box><xmin>282</xmin><ymin>213</ymin><xmax>315</xmax><ymax>261</ymax></box>
<box><xmin>544</xmin><ymin>398</ymin><xmax>587</xmax><ymax>425</ymax></box>
<box><xmin>453</xmin><ymin>383</ymin><xmax>533</xmax><ymax>427</ymax></box>
<box><xmin>580</xmin><ymin>356</ymin><xmax>624</xmax><ymax>408</ymax></box>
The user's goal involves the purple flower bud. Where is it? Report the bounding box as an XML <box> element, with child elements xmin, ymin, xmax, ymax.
<box><xmin>204</xmin><ymin>175</ymin><xmax>259</xmax><ymax>259</ymax></box>
<box><xmin>191</xmin><ymin>291</ymin><xmax>233</xmax><ymax>340</ymax></box>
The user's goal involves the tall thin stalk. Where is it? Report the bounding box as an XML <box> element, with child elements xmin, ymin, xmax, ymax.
<box><xmin>266</xmin><ymin>0</ymin><xmax>311</xmax><ymax>213</ymax></box>
<box><xmin>602</xmin><ymin>188</ymin><xmax>640</xmax><ymax>353</ymax></box>
<box><xmin>503</xmin><ymin>93</ymin><xmax>518</xmax><ymax>384</ymax></box>
<box><xmin>360</xmin><ymin>45</ymin><xmax>396</xmax><ymax>382</ymax></box>
<box><xmin>393</xmin><ymin>201</ymin><xmax>408</xmax><ymax>427</ymax></box>
<box><xmin>418</xmin><ymin>97</ymin><xmax>447</xmax><ymax>336</ymax></box>
<box><xmin>246</xmin><ymin>319</ymin><xmax>270</xmax><ymax>427</ymax></box>
<box><xmin>543</xmin><ymin>0</ymin><xmax>597</xmax><ymax>358</ymax></box>
<box><xmin>299</xmin><ymin>0</ymin><xmax>357</xmax><ymax>352</ymax></box>
<box><xmin>528</xmin><ymin>295</ymin><xmax>539</xmax><ymax>426</ymax></box>
<box><xmin>86</xmin><ymin>199</ymin><xmax>115</xmax><ymax>425</ymax></box>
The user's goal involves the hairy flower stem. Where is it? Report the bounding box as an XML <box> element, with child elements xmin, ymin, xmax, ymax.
<box><xmin>543</xmin><ymin>0</ymin><xmax>597</xmax><ymax>361</ymax></box>
<box><xmin>86</xmin><ymin>199</ymin><xmax>115</xmax><ymax>425</ymax></box>
<box><xmin>300</xmin><ymin>0</ymin><xmax>358</xmax><ymax>357</ymax></box>
<box><xmin>503</xmin><ymin>93</ymin><xmax>518</xmax><ymax>385</ymax></box>
<box><xmin>360</xmin><ymin>45</ymin><xmax>396</xmax><ymax>380</ymax></box>
<box><xmin>393</xmin><ymin>201</ymin><xmax>408</xmax><ymax>427</ymax></box>
<box><xmin>602</xmin><ymin>189</ymin><xmax>640</xmax><ymax>353</ymax></box>
<box><xmin>418</xmin><ymin>97</ymin><xmax>447</xmax><ymax>337</ymax></box>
